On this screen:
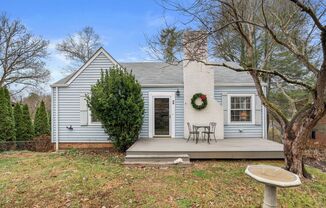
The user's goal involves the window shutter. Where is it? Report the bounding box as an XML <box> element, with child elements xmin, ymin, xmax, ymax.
<box><xmin>222</xmin><ymin>93</ymin><xmax>228</xmax><ymax>123</ymax></box>
<box><xmin>255</xmin><ymin>95</ymin><xmax>262</xmax><ymax>125</ymax></box>
<box><xmin>80</xmin><ymin>95</ymin><xmax>88</xmax><ymax>126</ymax></box>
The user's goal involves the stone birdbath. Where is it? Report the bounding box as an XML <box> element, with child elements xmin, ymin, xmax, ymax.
<box><xmin>245</xmin><ymin>165</ymin><xmax>301</xmax><ymax>208</ymax></box>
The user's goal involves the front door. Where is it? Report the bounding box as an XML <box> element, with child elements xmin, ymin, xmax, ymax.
<box><xmin>149</xmin><ymin>92</ymin><xmax>175</xmax><ymax>138</ymax></box>
<box><xmin>154</xmin><ymin>98</ymin><xmax>170</xmax><ymax>136</ymax></box>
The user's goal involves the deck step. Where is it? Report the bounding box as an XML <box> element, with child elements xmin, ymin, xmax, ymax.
<box><xmin>124</xmin><ymin>154</ymin><xmax>191</xmax><ymax>166</ymax></box>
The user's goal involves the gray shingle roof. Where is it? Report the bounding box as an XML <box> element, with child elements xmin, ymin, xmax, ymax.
<box><xmin>122</xmin><ymin>62</ymin><xmax>184</xmax><ymax>85</ymax></box>
<box><xmin>52</xmin><ymin>62</ymin><xmax>254</xmax><ymax>86</ymax></box>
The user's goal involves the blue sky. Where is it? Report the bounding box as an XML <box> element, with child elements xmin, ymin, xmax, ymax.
<box><xmin>1</xmin><ymin>0</ymin><xmax>187</xmax><ymax>87</ymax></box>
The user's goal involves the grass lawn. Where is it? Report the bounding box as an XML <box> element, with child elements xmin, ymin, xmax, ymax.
<box><xmin>0</xmin><ymin>151</ymin><xmax>325</xmax><ymax>208</ymax></box>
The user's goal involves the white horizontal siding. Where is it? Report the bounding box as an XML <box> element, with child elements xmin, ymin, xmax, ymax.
<box><xmin>140</xmin><ymin>88</ymin><xmax>184</xmax><ymax>138</ymax></box>
<box><xmin>52</xmin><ymin>52</ymin><xmax>185</xmax><ymax>143</ymax></box>
<box><xmin>52</xmin><ymin>51</ymin><xmax>264</xmax><ymax>142</ymax></box>
<box><xmin>52</xmin><ymin>52</ymin><xmax>113</xmax><ymax>143</ymax></box>
<box><xmin>215</xmin><ymin>86</ymin><xmax>264</xmax><ymax>138</ymax></box>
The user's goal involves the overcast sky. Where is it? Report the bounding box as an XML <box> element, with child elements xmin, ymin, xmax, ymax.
<box><xmin>1</xmin><ymin>0</ymin><xmax>188</xmax><ymax>90</ymax></box>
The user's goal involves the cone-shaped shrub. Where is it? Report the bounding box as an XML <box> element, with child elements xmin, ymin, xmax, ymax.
<box><xmin>22</xmin><ymin>104</ymin><xmax>34</xmax><ymax>140</ymax></box>
<box><xmin>0</xmin><ymin>87</ymin><xmax>16</xmax><ymax>141</ymax></box>
<box><xmin>34</xmin><ymin>100</ymin><xmax>50</xmax><ymax>136</ymax></box>
<box><xmin>87</xmin><ymin>66</ymin><xmax>144</xmax><ymax>151</ymax></box>
<box><xmin>4</xmin><ymin>87</ymin><xmax>13</xmax><ymax>117</ymax></box>
<box><xmin>47</xmin><ymin>111</ymin><xmax>51</xmax><ymax>134</ymax></box>
<box><xmin>14</xmin><ymin>103</ymin><xmax>24</xmax><ymax>141</ymax></box>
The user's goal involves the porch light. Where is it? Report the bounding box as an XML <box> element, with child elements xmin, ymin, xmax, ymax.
<box><xmin>176</xmin><ymin>89</ymin><xmax>180</xmax><ymax>97</ymax></box>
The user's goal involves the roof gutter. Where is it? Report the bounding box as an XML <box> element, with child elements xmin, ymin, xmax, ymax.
<box><xmin>50</xmin><ymin>82</ymin><xmax>267</xmax><ymax>88</ymax></box>
<box><xmin>50</xmin><ymin>84</ymin><xmax>68</xmax><ymax>88</ymax></box>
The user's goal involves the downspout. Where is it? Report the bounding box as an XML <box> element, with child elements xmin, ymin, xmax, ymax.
<box><xmin>262</xmin><ymin>104</ymin><xmax>265</xmax><ymax>139</ymax></box>
<box><xmin>56</xmin><ymin>87</ymin><xmax>59</xmax><ymax>152</ymax></box>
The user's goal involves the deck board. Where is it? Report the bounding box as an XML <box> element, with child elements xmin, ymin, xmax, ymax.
<box><xmin>126</xmin><ymin>138</ymin><xmax>284</xmax><ymax>159</ymax></box>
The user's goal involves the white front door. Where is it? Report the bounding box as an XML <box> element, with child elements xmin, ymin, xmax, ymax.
<box><xmin>149</xmin><ymin>92</ymin><xmax>175</xmax><ymax>138</ymax></box>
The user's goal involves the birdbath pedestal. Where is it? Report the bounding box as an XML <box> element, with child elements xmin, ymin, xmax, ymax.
<box><xmin>245</xmin><ymin>165</ymin><xmax>301</xmax><ymax>208</ymax></box>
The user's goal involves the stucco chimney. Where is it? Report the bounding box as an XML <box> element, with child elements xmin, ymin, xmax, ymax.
<box><xmin>183</xmin><ymin>31</ymin><xmax>224</xmax><ymax>139</ymax></box>
<box><xmin>183</xmin><ymin>31</ymin><xmax>208</xmax><ymax>62</ymax></box>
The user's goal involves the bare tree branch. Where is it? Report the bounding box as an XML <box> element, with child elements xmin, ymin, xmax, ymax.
<box><xmin>0</xmin><ymin>14</ymin><xmax>49</xmax><ymax>92</ymax></box>
<box><xmin>56</xmin><ymin>26</ymin><xmax>102</xmax><ymax>71</ymax></box>
<box><xmin>289</xmin><ymin>0</ymin><xmax>326</xmax><ymax>32</ymax></box>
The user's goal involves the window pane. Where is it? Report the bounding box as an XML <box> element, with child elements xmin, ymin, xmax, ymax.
<box><xmin>230</xmin><ymin>96</ymin><xmax>252</xmax><ymax>122</ymax></box>
<box><xmin>246</xmin><ymin>97</ymin><xmax>251</xmax><ymax>109</ymax></box>
<box><xmin>231</xmin><ymin>110</ymin><xmax>251</xmax><ymax>122</ymax></box>
<box><xmin>231</xmin><ymin>110</ymin><xmax>240</xmax><ymax>121</ymax></box>
<box><xmin>231</xmin><ymin>96</ymin><xmax>251</xmax><ymax>110</ymax></box>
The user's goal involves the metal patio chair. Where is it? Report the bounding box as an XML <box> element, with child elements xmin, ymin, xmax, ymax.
<box><xmin>202</xmin><ymin>122</ymin><xmax>217</xmax><ymax>142</ymax></box>
<box><xmin>187</xmin><ymin>122</ymin><xmax>199</xmax><ymax>142</ymax></box>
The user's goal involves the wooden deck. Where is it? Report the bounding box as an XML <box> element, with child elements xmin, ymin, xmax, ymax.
<box><xmin>126</xmin><ymin>138</ymin><xmax>284</xmax><ymax>159</ymax></box>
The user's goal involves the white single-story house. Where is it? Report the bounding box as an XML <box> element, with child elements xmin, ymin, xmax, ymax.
<box><xmin>51</xmin><ymin>33</ymin><xmax>272</xmax><ymax>157</ymax></box>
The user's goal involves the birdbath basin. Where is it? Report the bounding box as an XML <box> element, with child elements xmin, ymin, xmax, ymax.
<box><xmin>245</xmin><ymin>165</ymin><xmax>301</xmax><ymax>208</ymax></box>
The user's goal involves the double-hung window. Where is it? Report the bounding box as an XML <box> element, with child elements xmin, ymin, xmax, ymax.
<box><xmin>229</xmin><ymin>95</ymin><xmax>254</xmax><ymax>123</ymax></box>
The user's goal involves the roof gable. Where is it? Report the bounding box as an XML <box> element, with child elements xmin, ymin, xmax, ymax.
<box><xmin>51</xmin><ymin>47</ymin><xmax>118</xmax><ymax>87</ymax></box>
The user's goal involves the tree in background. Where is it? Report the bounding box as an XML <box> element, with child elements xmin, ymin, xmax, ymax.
<box><xmin>13</xmin><ymin>103</ymin><xmax>24</xmax><ymax>141</ymax></box>
<box><xmin>4</xmin><ymin>88</ymin><xmax>14</xmax><ymax>119</ymax></box>
<box><xmin>87</xmin><ymin>66</ymin><xmax>144</xmax><ymax>151</ymax></box>
<box><xmin>149</xmin><ymin>0</ymin><xmax>326</xmax><ymax>177</ymax></box>
<box><xmin>56</xmin><ymin>26</ymin><xmax>102</xmax><ymax>71</ymax></box>
<box><xmin>0</xmin><ymin>87</ymin><xmax>15</xmax><ymax>141</ymax></box>
<box><xmin>21</xmin><ymin>104</ymin><xmax>34</xmax><ymax>140</ymax></box>
<box><xmin>0</xmin><ymin>14</ymin><xmax>50</xmax><ymax>93</ymax></box>
<box><xmin>22</xmin><ymin>92</ymin><xmax>51</xmax><ymax>118</ymax></box>
<box><xmin>34</xmin><ymin>100</ymin><xmax>50</xmax><ymax>136</ymax></box>
<box><xmin>48</xmin><ymin>111</ymin><xmax>51</xmax><ymax>133</ymax></box>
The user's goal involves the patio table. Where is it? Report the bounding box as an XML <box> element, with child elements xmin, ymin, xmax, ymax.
<box><xmin>193</xmin><ymin>125</ymin><xmax>210</xmax><ymax>144</ymax></box>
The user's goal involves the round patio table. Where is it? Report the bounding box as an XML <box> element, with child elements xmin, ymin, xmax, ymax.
<box><xmin>245</xmin><ymin>165</ymin><xmax>301</xmax><ymax>208</ymax></box>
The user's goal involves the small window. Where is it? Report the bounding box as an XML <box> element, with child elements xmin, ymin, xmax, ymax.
<box><xmin>88</xmin><ymin>110</ymin><xmax>101</xmax><ymax>124</ymax></box>
<box><xmin>230</xmin><ymin>96</ymin><xmax>253</xmax><ymax>123</ymax></box>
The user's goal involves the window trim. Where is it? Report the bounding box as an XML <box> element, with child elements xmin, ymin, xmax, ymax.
<box><xmin>88</xmin><ymin>109</ymin><xmax>101</xmax><ymax>126</ymax></box>
<box><xmin>227</xmin><ymin>94</ymin><xmax>255</xmax><ymax>125</ymax></box>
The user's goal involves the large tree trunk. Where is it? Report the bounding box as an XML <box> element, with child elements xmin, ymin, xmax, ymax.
<box><xmin>283</xmin><ymin>108</ymin><xmax>325</xmax><ymax>178</ymax></box>
<box><xmin>283</xmin><ymin>131</ymin><xmax>306</xmax><ymax>177</ymax></box>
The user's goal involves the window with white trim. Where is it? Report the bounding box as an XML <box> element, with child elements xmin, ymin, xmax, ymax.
<box><xmin>230</xmin><ymin>96</ymin><xmax>253</xmax><ymax>122</ymax></box>
<box><xmin>88</xmin><ymin>109</ymin><xmax>101</xmax><ymax>124</ymax></box>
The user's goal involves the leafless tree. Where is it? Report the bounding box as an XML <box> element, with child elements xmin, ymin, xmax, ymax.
<box><xmin>0</xmin><ymin>14</ymin><xmax>50</xmax><ymax>93</ymax></box>
<box><xmin>56</xmin><ymin>26</ymin><xmax>102</xmax><ymax>69</ymax></box>
<box><xmin>149</xmin><ymin>0</ymin><xmax>326</xmax><ymax>177</ymax></box>
<box><xmin>20</xmin><ymin>92</ymin><xmax>51</xmax><ymax>118</ymax></box>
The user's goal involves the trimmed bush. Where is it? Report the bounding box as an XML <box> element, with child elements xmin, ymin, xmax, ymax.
<box><xmin>34</xmin><ymin>100</ymin><xmax>50</xmax><ymax>136</ymax></box>
<box><xmin>87</xmin><ymin>66</ymin><xmax>144</xmax><ymax>151</ymax></box>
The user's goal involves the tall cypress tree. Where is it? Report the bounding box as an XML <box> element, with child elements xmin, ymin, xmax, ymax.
<box><xmin>4</xmin><ymin>88</ymin><xmax>12</xmax><ymax>113</ymax></box>
<box><xmin>34</xmin><ymin>100</ymin><xmax>50</xmax><ymax>136</ymax></box>
<box><xmin>0</xmin><ymin>87</ymin><xmax>16</xmax><ymax>141</ymax></box>
<box><xmin>14</xmin><ymin>103</ymin><xmax>24</xmax><ymax>141</ymax></box>
<box><xmin>22</xmin><ymin>104</ymin><xmax>34</xmax><ymax>140</ymax></box>
<box><xmin>48</xmin><ymin>111</ymin><xmax>51</xmax><ymax>134</ymax></box>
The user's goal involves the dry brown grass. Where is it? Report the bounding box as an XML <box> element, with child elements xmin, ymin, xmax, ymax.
<box><xmin>0</xmin><ymin>150</ymin><xmax>325</xmax><ymax>208</ymax></box>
